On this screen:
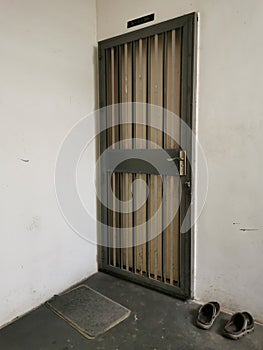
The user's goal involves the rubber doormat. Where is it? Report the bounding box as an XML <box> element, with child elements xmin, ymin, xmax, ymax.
<box><xmin>46</xmin><ymin>285</ymin><xmax>131</xmax><ymax>339</ymax></box>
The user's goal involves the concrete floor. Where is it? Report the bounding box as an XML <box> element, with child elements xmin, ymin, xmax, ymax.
<box><xmin>0</xmin><ymin>272</ymin><xmax>262</xmax><ymax>350</ymax></box>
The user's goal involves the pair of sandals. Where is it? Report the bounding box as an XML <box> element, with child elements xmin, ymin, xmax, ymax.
<box><xmin>196</xmin><ymin>301</ymin><xmax>254</xmax><ymax>340</ymax></box>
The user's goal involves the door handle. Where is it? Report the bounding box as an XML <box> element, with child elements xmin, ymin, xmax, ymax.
<box><xmin>166</xmin><ymin>157</ymin><xmax>185</xmax><ymax>161</ymax></box>
<box><xmin>166</xmin><ymin>150</ymin><xmax>186</xmax><ymax>176</ymax></box>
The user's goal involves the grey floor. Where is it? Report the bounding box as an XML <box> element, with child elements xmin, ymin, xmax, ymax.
<box><xmin>0</xmin><ymin>272</ymin><xmax>262</xmax><ymax>350</ymax></box>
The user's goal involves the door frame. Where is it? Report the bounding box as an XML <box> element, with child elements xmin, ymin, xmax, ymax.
<box><xmin>97</xmin><ymin>12</ymin><xmax>197</xmax><ymax>299</ymax></box>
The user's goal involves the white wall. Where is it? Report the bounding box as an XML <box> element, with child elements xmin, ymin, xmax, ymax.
<box><xmin>97</xmin><ymin>0</ymin><xmax>263</xmax><ymax>322</ymax></box>
<box><xmin>0</xmin><ymin>0</ymin><xmax>97</xmax><ymax>327</ymax></box>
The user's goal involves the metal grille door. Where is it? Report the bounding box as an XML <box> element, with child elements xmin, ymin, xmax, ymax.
<box><xmin>98</xmin><ymin>13</ymin><xmax>196</xmax><ymax>298</ymax></box>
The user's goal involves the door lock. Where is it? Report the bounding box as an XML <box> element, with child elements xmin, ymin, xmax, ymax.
<box><xmin>167</xmin><ymin>150</ymin><xmax>186</xmax><ymax>176</ymax></box>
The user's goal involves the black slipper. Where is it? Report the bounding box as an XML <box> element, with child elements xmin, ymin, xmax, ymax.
<box><xmin>223</xmin><ymin>311</ymin><xmax>254</xmax><ymax>340</ymax></box>
<box><xmin>242</xmin><ymin>312</ymin><xmax>255</xmax><ymax>333</ymax></box>
<box><xmin>196</xmin><ymin>301</ymin><xmax>220</xmax><ymax>329</ymax></box>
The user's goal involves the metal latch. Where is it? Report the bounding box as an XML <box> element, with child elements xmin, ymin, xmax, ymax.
<box><xmin>167</xmin><ymin>150</ymin><xmax>186</xmax><ymax>176</ymax></box>
<box><xmin>179</xmin><ymin>150</ymin><xmax>186</xmax><ymax>176</ymax></box>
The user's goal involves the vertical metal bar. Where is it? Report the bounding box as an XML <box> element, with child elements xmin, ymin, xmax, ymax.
<box><xmin>162</xmin><ymin>32</ymin><xmax>167</xmax><ymax>282</ymax></box>
<box><xmin>105</xmin><ymin>48</ymin><xmax>111</xmax><ymax>266</ymax></box>
<box><xmin>118</xmin><ymin>45</ymin><xmax>123</xmax><ymax>268</ymax></box>
<box><xmin>107</xmin><ymin>172</ymin><xmax>112</xmax><ymax>265</ymax></box>
<box><xmin>132</xmin><ymin>41</ymin><xmax>136</xmax><ymax>149</ymax></box>
<box><xmin>125</xmin><ymin>174</ymin><xmax>129</xmax><ymax>271</ymax></box>
<box><xmin>153</xmin><ymin>178</ymin><xmax>158</xmax><ymax>280</ymax></box>
<box><xmin>118</xmin><ymin>45</ymin><xmax>122</xmax><ymax>120</ymax></box>
<box><xmin>112</xmin><ymin>183</ymin><xmax>116</xmax><ymax>267</ymax></box>
<box><xmin>111</xmin><ymin>48</ymin><xmax>116</xmax><ymax>148</ymax></box>
<box><xmin>124</xmin><ymin>43</ymin><xmax>130</xmax><ymax>271</ymax></box>
<box><xmin>132</xmin><ymin>174</ymin><xmax>136</xmax><ymax>273</ymax></box>
<box><xmin>170</xmin><ymin>29</ymin><xmax>176</xmax><ymax>284</ymax></box>
<box><xmin>146</xmin><ymin>37</ymin><xmax>151</xmax><ymax>277</ymax></box>
<box><xmin>139</xmin><ymin>39</ymin><xmax>143</xmax><ymax>109</ymax></box>
<box><xmin>132</xmin><ymin>41</ymin><xmax>136</xmax><ymax>273</ymax></box>
<box><xmin>171</xmin><ymin>30</ymin><xmax>176</xmax><ymax>118</ymax></box>
<box><xmin>153</xmin><ymin>34</ymin><xmax>158</xmax><ymax>280</ymax></box>
<box><xmin>162</xmin><ymin>178</ymin><xmax>167</xmax><ymax>282</ymax></box>
<box><xmin>138</xmin><ymin>39</ymin><xmax>143</xmax><ymax>274</ymax></box>
<box><xmin>170</xmin><ymin>177</ymin><xmax>175</xmax><ymax>284</ymax></box>
<box><xmin>146</xmin><ymin>37</ymin><xmax>151</xmax><ymax>151</ymax></box>
<box><xmin>111</xmin><ymin>47</ymin><xmax>116</xmax><ymax>267</ymax></box>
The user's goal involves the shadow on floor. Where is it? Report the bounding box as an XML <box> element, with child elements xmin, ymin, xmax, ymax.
<box><xmin>0</xmin><ymin>272</ymin><xmax>262</xmax><ymax>350</ymax></box>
